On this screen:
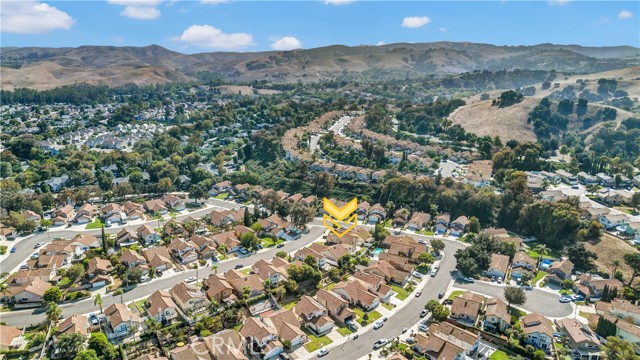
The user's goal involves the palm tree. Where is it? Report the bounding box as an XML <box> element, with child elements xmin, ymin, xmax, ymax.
<box><xmin>611</xmin><ymin>260</ymin><xmax>621</xmax><ymax>276</ymax></box>
<box><xmin>57</xmin><ymin>333</ymin><xmax>84</xmax><ymax>358</ymax></box>
<box><xmin>94</xmin><ymin>293</ymin><xmax>103</xmax><ymax>314</ymax></box>
<box><xmin>533</xmin><ymin>243</ymin><xmax>550</xmax><ymax>269</ymax></box>
<box><xmin>211</xmin><ymin>265</ymin><xmax>218</xmax><ymax>274</ymax></box>
<box><xmin>46</xmin><ymin>302</ymin><xmax>62</xmax><ymax>323</ymax></box>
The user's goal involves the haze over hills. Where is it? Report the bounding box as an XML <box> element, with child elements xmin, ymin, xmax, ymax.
<box><xmin>1</xmin><ymin>42</ymin><xmax>639</xmax><ymax>90</ymax></box>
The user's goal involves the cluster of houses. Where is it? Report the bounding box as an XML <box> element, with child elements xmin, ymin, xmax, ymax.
<box><xmin>593</xmin><ymin>298</ymin><xmax>640</xmax><ymax>346</ymax></box>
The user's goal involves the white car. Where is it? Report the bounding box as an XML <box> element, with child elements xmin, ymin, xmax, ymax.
<box><xmin>412</xmin><ymin>271</ymin><xmax>423</xmax><ymax>279</ymax></box>
<box><xmin>34</xmin><ymin>242</ymin><xmax>45</xmax><ymax>248</ymax></box>
<box><xmin>373</xmin><ymin>339</ymin><xmax>388</xmax><ymax>349</ymax></box>
<box><xmin>317</xmin><ymin>348</ymin><xmax>329</xmax><ymax>357</ymax></box>
<box><xmin>373</xmin><ymin>320</ymin><xmax>384</xmax><ymax>329</ymax></box>
<box><xmin>186</xmin><ymin>276</ymin><xmax>197</xmax><ymax>283</ymax></box>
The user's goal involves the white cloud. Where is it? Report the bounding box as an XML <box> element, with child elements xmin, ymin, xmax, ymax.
<box><xmin>548</xmin><ymin>0</ymin><xmax>570</xmax><ymax>6</ymax></box>
<box><xmin>618</xmin><ymin>10</ymin><xmax>633</xmax><ymax>19</ymax></box>
<box><xmin>438</xmin><ymin>27</ymin><xmax>447</xmax><ymax>32</ymax></box>
<box><xmin>271</xmin><ymin>36</ymin><xmax>302</xmax><ymax>50</ymax></box>
<box><xmin>323</xmin><ymin>0</ymin><xmax>355</xmax><ymax>4</ymax></box>
<box><xmin>200</xmin><ymin>0</ymin><xmax>231</xmax><ymax>4</ymax></box>
<box><xmin>176</xmin><ymin>24</ymin><xmax>254</xmax><ymax>50</ymax></box>
<box><xmin>402</xmin><ymin>16</ymin><xmax>431</xmax><ymax>28</ymax></box>
<box><xmin>108</xmin><ymin>0</ymin><xmax>162</xmax><ymax>20</ymax></box>
<box><xmin>0</xmin><ymin>0</ymin><xmax>74</xmax><ymax>34</ymax></box>
<box><xmin>376</xmin><ymin>41</ymin><xmax>385</xmax><ymax>46</ymax></box>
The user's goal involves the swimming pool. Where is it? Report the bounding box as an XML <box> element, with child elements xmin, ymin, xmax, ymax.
<box><xmin>540</xmin><ymin>259</ymin><xmax>553</xmax><ymax>269</ymax></box>
<box><xmin>372</xmin><ymin>248</ymin><xmax>384</xmax><ymax>256</ymax></box>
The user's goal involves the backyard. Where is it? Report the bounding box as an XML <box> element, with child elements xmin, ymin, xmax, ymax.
<box><xmin>488</xmin><ymin>350</ymin><xmax>509</xmax><ymax>360</ymax></box>
<box><xmin>525</xmin><ymin>242</ymin><xmax>562</xmax><ymax>259</ymax></box>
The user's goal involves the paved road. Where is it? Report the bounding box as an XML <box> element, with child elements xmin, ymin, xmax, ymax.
<box><xmin>322</xmin><ymin>235</ymin><xmax>465</xmax><ymax>360</ymax></box>
<box><xmin>0</xmin><ymin>226</ymin><xmax>326</xmax><ymax>326</ymax></box>
<box><xmin>453</xmin><ymin>281</ymin><xmax>573</xmax><ymax>318</ymax></box>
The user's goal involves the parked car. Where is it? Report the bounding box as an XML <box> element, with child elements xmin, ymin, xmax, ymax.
<box><xmin>31</xmin><ymin>253</ymin><xmax>39</xmax><ymax>259</ymax></box>
<box><xmin>373</xmin><ymin>339</ymin><xmax>388</xmax><ymax>349</ymax></box>
<box><xmin>34</xmin><ymin>242</ymin><xmax>45</xmax><ymax>248</ymax></box>
<box><xmin>490</xmin><ymin>276</ymin><xmax>496</xmax><ymax>282</ymax></box>
<box><xmin>419</xmin><ymin>323</ymin><xmax>429</xmax><ymax>332</ymax></box>
<box><xmin>415</xmin><ymin>291</ymin><xmax>422</xmax><ymax>297</ymax></box>
<box><xmin>10</xmin><ymin>247</ymin><xmax>16</xmax><ymax>253</ymax></box>
<box><xmin>497</xmin><ymin>277</ymin><xmax>503</xmax><ymax>284</ymax></box>
<box><xmin>276</xmin><ymin>243</ymin><xmax>285</xmax><ymax>248</ymax></box>
<box><xmin>346</xmin><ymin>319</ymin><xmax>358</xmax><ymax>331</ymax></box>
<box><xmin>402</xmin><ymin>327</ymin><xmax>408</xmax><ymax>333</ymax></box>
<box><xmin>373</xmin><ymin>320</ymin><xmax>384</xmax><ymax>330</ymax></box>
<box><xmin>186</xmin><ymin>276</ymin><xmax>197</xmax><ymax>283</ymax></box>
<box><xmin>234</xmin><ymin>264</ymin><xmax>243</xmax><ymax>269</ymax></box>
<box><xmin>406</xmin><ymin>337</ymin><xmax>415</xmax><ymax>344</ymax></box>
<box><xmin>105</xmin><ymin>220</ymin><xmax>112</xmax><ymax>227</ymax></box>
<box><xmin>412</xmin><ymin>271</ymin><xmax>423</xmax><ymax>279</ymax></box>
<box><xmin>430</xmin><ymin>268</ymin><xmax>438</xmax><ymax>277</ymax></box>
<box><xmin>279</xmin><ymin>353</ymin><xmax>292</xmax><ymax>360</ymax></box>
<box><xmin>352</xmin><ymin>334</ymin><xmax>359</xmax><ymax>340</ymax></box>
<box><xmin>20</xmin><ymin>264</ymin><xmax>28</xmax><ymax>270</ymax></box>
<box><xmin>559</xmin><ymin>296</ymin><xmax>572</xmax><ymax>303</ymax></box>
<box><xmin>464</xmin><ymin>277</ymin><xmax>475</xmax><ymax>283</ymax></box>
<box><xmin>438</xmin><ymin>291</ymin><xmax>445</xmax><ymax>299</ymax></box>
<box><xmin>155</xmin><ymin>269</ymin><xmax>163</xmax><ymax>276</ymax></box>
<box><xmin>317</xmin><ymin>348</ymin><xmax>329</xmax><ymax>357</ymax></box>
<box><xmin>382</xmin><ymin>317</ymin><xmax>388</xmax><ymax>322</ymax></box>
<box><xmin>572</xmin><ymin>294</ymin><xmax>585</xmax><ymax>301</ymax></box>
<box><xmin>522</xmin><ymin>285</ymin><xmax>533</xmax><ymax>291</ymax></box>
<box><xmin>420</xmin><ymin>309</ymin><xmax>428</xmax><ymax>318</ymax></box>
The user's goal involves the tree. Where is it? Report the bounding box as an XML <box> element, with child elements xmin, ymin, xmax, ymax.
<box><xmin>418</xmin><ymin>252</ymin><xmax>435</xmax><ymax>265</ymax></box>
<box><xmin>425</xmin><ymin>299</ymin><xmax>440</xmax><ymax>312</ymax></box>
<box><xmin>94</xmin><ymin>293</ymin><xmax>103</xmax><ymax>314</ymax></box>
<box><xmin>623</xmin><ymin>253</ymin><xmax>640</xmax><ymax>285</ymax></box>
<box><xmin>240</xmin><ymin>232</ymin><xmax>260</xmax><ymax>251</ymax></box>
<box><xmin>101</xmin><ymin>225</ymin><xmax>108</xmax><ymax>254</ymax></box>
<box><xmin>602</xmin><ymin>336</ymin><xmax>637</xmax><ymax>360</ymax></box>
<box><xmin>46</xmin><ymin>302</ymin><xmax>62</xmax><ymax>322</ymax></box>
<box><xmin>243</xmin><ymin>207</ymin><xmax>252</xmax><ymax>227</ymax></box>
<box><xmin>158</xmin><ymin>177</ymin><xmax>173</xmax><ymax>194</ymax></box>
<box><xmin>276</xmin><ymin>251</ymin><xmax>287</xmax><ymax>258</ymax></box>
<box><xmin>68</xmin><ymin>263</ymin><xmax>85</xmax><ymax>283</ymax></box>
<box><xmin>432</xmin><ymin>304</ymin><xmax>450</xmax><ymax>321</ymax></box>
<box><xmin>568</xmin><ymin>243</ymin><xmax>597</xmax><ymax>272</ymax></box>
<box><xmin>611</xmin><ymin>260</ymin><xmax>621</xmax><ymax>277</ymax></box>
<box><xmin>504</xmin><ymin>286</ymin><xmax>527</xmax><ymax>308</ymax></box>
<box><xmin>75</xmin><ymin>350</ymin><xmax>100</xmax><ymax>360</ymax></box>
<box><xmin>57</xmin><ymin>332</ymin><xmax>85</xmax><ymax>358</ymax></box>
<box><xmin>289</xmin><ymin>202</ymin><xmax>314</xmax><ymax>229</ymax></box>
<box><xmin>88</xmin><ymin>332</ymin><xmax>117</xmax><ymax>360</ymax></box>
<box><xmin>430</xmin><ymin>239</ymin><xmax>445</xmax><ymax>255</ymax></box>
<box><xmin>467</xmin><ymin>216</ymin><xmax>480</xmax><ymax>234</ymax></box>
<box><xmin>43</xmin><ymin>286</ymin><xmax>62</xmax><ymax>302</ymax></box>
<box><xmin>559</xmin><ymin>145</ymin><xmax>569</xmax><ymax>161</ymax></box>
<box><xmin>40</xmin><ymin>218</ymin><xmax>52</xmax><ymax>230</ymax></box>
<box><xmin>533</xmin><ymin>243</ymin><xmax>549</xmax><ymax>269</ymax></box>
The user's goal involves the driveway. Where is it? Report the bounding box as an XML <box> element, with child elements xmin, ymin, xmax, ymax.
<box><xmin>453</xmin><ymin>280</ymin><xmax>573</xmax><ymax>318</ymax></box>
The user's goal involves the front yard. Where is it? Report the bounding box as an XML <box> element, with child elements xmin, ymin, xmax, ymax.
<box><xmin>214</xmin><ymin>192</ymin><xmax>228</xmax><ymax>199</ymax></box>
<box><xmin>85</xmin><ymin>218</ymin><xmax>104</xmax><ymax>229</ymax></box>
<box><xmin>448</xmin><ymin>290</ymin><xmax>464</xmax><ymax>301</ymax></box>
<box><xmin>336</xmin><ymin>326</ymin><xmax>353</xmax><ymax>336</ymax></box>
<box><xmin>262</xmin><ymin>237</ymin><xmax>284</xmax><ymax>248</ymax></box>
<box><xmin>303</xmin><ymin>330</ymin><xmax>333</xmax><ymax>352</ymax></box>
<box><xmin>352</xmin><ymin>307</ymin><xmax>382</xmax><ymax>325</ymax></box>
<box><xmin>0</xmin><ymin>245</ymin><xmax>7</xmax><ymax>255</ymax></box>
<box><xmin>532</xmin><ymin>271</ymin><xmax>546</xmax><ymax>285</ymax></box>
<box><xmin>391</xmin><ymin>284</ymin><xmax>409</xmax><ymax>300</ymax></box>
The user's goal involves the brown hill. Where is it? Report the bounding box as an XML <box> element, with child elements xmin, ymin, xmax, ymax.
<box><xmin>1</xmin><ymin>42</ymin><xmax>638</xmax><ymax>89</ymax></box>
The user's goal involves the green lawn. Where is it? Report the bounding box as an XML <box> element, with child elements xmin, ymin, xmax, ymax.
<box><xmin>382</xmin><ymin>302</ymin><xmax>394</xmax><ymax>311</ymax></box>
<box><xmin>240</xmin><ymin>268</ymin><xmax>251</xmax><ymax>275</ymax></box>
<box><xmin>85</xmin><ymin>218</ymin><xmax>104</xmax><ymax>229</ymax></box>
<box><xmin>282</xmin><ymin>300</ymin><xmax>298</xmax><ymax>310</ymax></box>
<box><xmin>303</xmin><ymin>330</ymin><xmax>333</xmax><ymax>352</ymax></box>
<box><xmin>262</xmin><ymin>237</ymin><xmax>283</xmax><ymax>248</ymax></box>
<box><xmin>488</xmin><ymin>350</ymin><xmax>509</xmax><ymax>360</ymax></box>
<box><xmin>215</xmin><ymin>192</ymin><xmax>228</xmax><ymax>199</ymax></box>
<box><xmin>416</xmin><ymin>229</ymin><xmax>435</xmax><ymax>236</ymax></box>
<box><xmin>326</xmin><ymin>283</ymin><xmax>335</xmax><ymax>291</ymax></box>
<box><xmin>336</xmin><ymin>326</ymin><xmax>353</xmax><ymax>337</ymax></box>
<box><xmin>0</xmin><ymin>245</ymin><xmax>7</xmax><ymax>255</ymax></box>
<box><xmin>352</xmin><ymin>308</ymin><xmax>382</xmax><ymax>325</ymax></box>
<box><xmin>391</xmin><ymin>284</ymin><xmax>409</xmax><ymax>300</ymax></box>
<box><xmin>560</xmin><ymin>289</ymin><xmax>574</xmax><ymax>296</ymax></box>
<box><xmin>448</xmin><ymin>290</ymin><xmax>464</xmax><ymax>301</ymax></box>
<box><xmin>532</xmin><ymin>271</ymin><xmax>546</xmax><ymax>285</ymax></box>
<box><xmin>58</xmin><ymin>277</ymin><xmax>72</xmax><ymax>287</ymax></box>
<box><xmin>509</xmin><ymin>307</ymin><xmax>526</xmax><ymax>317</ymax></box>
<box><xmin>526</xmin><ymin>242</ymin><xmax>562</xmax><ymax>259</ymax></box>
<box><xmin>128</xmin><ymin>299</ymin><xmax>146</xmax><ymax>314</ymax></box>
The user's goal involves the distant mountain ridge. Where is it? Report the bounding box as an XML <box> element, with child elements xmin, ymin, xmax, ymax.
<box><xmin>1</xmin><ymin>42</ymin><xmax>639</xmax><ymax>90</ymax></box>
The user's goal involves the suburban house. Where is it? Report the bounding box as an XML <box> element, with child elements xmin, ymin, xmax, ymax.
<box><xmin>332</xmin><ymin>278</ymin><xmax>381</xmax><ymax>311</ymax></box>
<box><xmin>202</xmin><ymin>330</ymin><xmax>247</xmax><ymax>360</ymax></box>
<box><xmin>547</xmin><ymin>259</ymin><xmax>574</xmax><ymax>285</ymax></box>
<box><xmin>226</xmin><ymin>271</ymin><xmax>265</xmax><ymax>299</ymax></box>
<box><xmin>52</xmin><ymin>315</ymin><xmax>88</xmax><ymax>358</ymax></box>
<box><xmin>598</xmin><ymin>213</ymin><xmax>628</xmax><ymax>230</ymax></box>
<box><xmin>555</xmin><ymin>318</ymin><xmax>602</xmax><ymax>360</ymax></box>
<box><xmin>170</xmin><ymin>281</ymin><xmax>208</xmax><ymax>314</ymax></box>
<box><xmin>87</xmin><ymin>257</ymin><xmax>113</xmax><ymax>278</ymax></box>
<box><xmin>251</xmin><ymin>257</ymin><xmax>290</xmax><ymax>285</ymax></box>
<box><xmin>520</xmin><ymin>313</ymin><xmax>554</xmax><ymax>351</ymax></box>
<box><xmin>142</xmin><ymin>247</ymin><xmax>173</xmax><ymax>271</ymax></box>
<box><xmin>449</xmin><ymin>216</ymin><xmax>469</xmax><ymax>236</ymax></box>
<box><xmin>356</xmin><ymin>201</ymin><xmax>370</xmax><ymax>221</ymax></box>
<box><xmin>212</xmin><ymin>231</ymin><xmax>241</xmax><ymax>253</ymax></box>
<box><xmin>573</xmin><ymin>275</ymin><xmax>624</xmax><ymax>299</ymax></box>
<box><xmin>116</xmin><ymin>228</ymin><xmax>138</xmax><ymax>247</ymax></box>
<box><xmin>202</xmin><ymin>274</ymin><xmax>236</xmax><ymax>304</ymax></box>
<box><xmin>168</xmin><ymin>238</ymin><xmax>199</xmax><ymax>264</ymax></box>
<box><xmin>143</xmin><ymin>199</ymin><xmax>168</xmax><ymax>214</ymax></box>
<box><xmin>450</xmin><ymin>291</ymin><xmax>485</xmax><ymax>326</ymax></box>
<box><xmin>511</xmin><ymin>252</ymin><xmax>536</xmax><ymax>279</ymax></box>
<box><xmin>262</xmin><ymin>309</ymin><xmax>307</xmax><ymax>349</ymax></box>
<box><xmin>137</xmin><ymin>225</ymin><xmax>161</xmax><ymax>245</ymax></box>
<box><xmin>413</xmin><ymin>322</ymin><xmax>479</xmax><ymax>360</ymax></box>
<box><xmin>71</xmin><ymin>234</ymin><xmax>101</xmax><ymax>249</ymax></box>
<box><xmin>53</xmin><ymin>205</ymin><xmax>75</xmax><ymax>225</ymax></box>
<box><xmin>407</xmin><ymin>212</ymin><xmax>431</xmax><ymax>231</ymax></box>
<box><xmin>161</xmin><ymin>194</ymin><xmax>185</xmax><ymax>211</ymax></box>
<box><xmin>608</xmin><ymin>299</ymin><xmax>640</xmax><ymax>326</ymax></box>
<box><xmin>146</xmin><ymin>290</ymin><xmax>179</xmax><ymax>324</ymax></box>
<box><xmin>104</xmin><ymin>303</ymin><xmax>141</xmax><ymax>339</ymax></box>
<box><xmin>463</xmin><ymin>160</ymin><xmax>493</xmax><ymax>188</ymax></box>
<box><xmin>239</xmin><ymin>317</ymin><xmax>282</xmax><ymax>360</ymax></box>
<box><xmin>484</xmin><ymin>298</ymin><xmax>510</xmax><ymax>333</ymax></box>
<box><xmin>4</xmin><ymin>279</ymin><xmax>51</xmax><ymax>305</ymax></box>
<box><xmin>0</xmin><ymin>325</ymin><xmax>23</xmax><ymax>351</ymax></box>
<box><xmin>294</xmin><ymin>296</ymin><xmax>335</xmax><ymax>335</ymax></box>
<box><xmin>367</xmin><ymin>203</ymin><xmax>387</xmax><ymax>224</ymax></box>
<box><xmin>363</xmin><ymin>260</ymin><xmax>412</xmax><ymax>285</ymax></box>
<box><xmin>315</xmin><ymin>289</ymin><xmax>356</xmax><ymax>325</ymax></box>
<box><xmin>594</xmin><ymin>303</ymin><xmax>640</xmax><ymax>344</ymax></box>
<box><xmin>484</xmin><ymin>254</ymin><xmax>510</xmax><ymax>279</ymax></box>
<box><xmin>119</xmin><ymin>249</ymin><xmax>148</xmax><ymax>269</ymax></box>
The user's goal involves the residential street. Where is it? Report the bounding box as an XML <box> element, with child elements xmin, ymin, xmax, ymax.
<box><xmin>320</xmin><ymin>236</ymin><xmax>465</xmax><ymax>360</ymax></box>
<box><xmin>0</xmin><ymin>226</ymin><xmax>326</xmax><ymax>326</ymax></box>
<box><xmin>453</xmin><ymin>280</ymin><xmax>574</xmax><ymax>318</ymax></box>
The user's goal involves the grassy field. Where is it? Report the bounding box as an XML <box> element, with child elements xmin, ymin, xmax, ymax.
<box><xmin>382</xmin><ymin>302</ymin><xmax>394</xmax><ymax>310</ymax></box>
<box><xmin>262</xmin><ymin>237</ymin><xmax>284</xmax><ymax>248</ymax></box>
<box><xmin>532</xmin><ymin>271</ymin><xmax>546</xmax><ymax>285</ymax></box>
<box><xmin>488</xmin><ymin>350</ymin><xmax>509</xmax><ymax>360</ymax></box>
<box><xmin>128</xmin><ymin>299</ymin><xmax>146</xmax><ymax>314</ymax></box>
<box><xmin>240</xmin><ymin>268</ymin><xmax>251</xmax><ymax>275</ymax></box>
<box><xmin>448</xmin><ymin>290</ymin><xmax>464</xmax><ymax>301</ymax></box>
<box><xmin>0</xmin><ymin>245</ymin><xmax>6</xmax><ymax>255</ymax></box>
<box><xmin>303</xmin><ymin>330</ymin><xmax>333</xmax><ymax>352</ymax></box>
<box><xmin>282</xmin><ymin>300</ymin><xmax>298</xmax><ymax>310</ymax></box>
<box><xmin>526</xmin><ymin>241</ymin><xmax>562</xmax><ymax>259</ymax></box>
<box><xmin>585</xmin><ymin>233</ymin><xmax>638</xmax><ymax>282</ymax></box>
<box><xmin>85</xmin><ymin>218</ymin><xmax>104</xmax><ymax>229</ymax></box>
<box><xmin>391</xmin><ymin>284</ymin><xmax>409</xmax><ymax>300</ymax></box>
<box><xmin>352</xmin><ymin>308</ymin><xmax>382</xmax><ymax>325</ymax></box>
<box><xmin>215</xmin><ymin>192</ymin><xmax>228</xmax><ymax>199</ymax></box>
<box><xmin>337</xmin><ymin>326</ymin><xmax>353</xmax><ymax>337</ymax></box>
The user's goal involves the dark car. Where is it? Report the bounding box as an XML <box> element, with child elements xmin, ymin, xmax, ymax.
<box><xmin>155</xmin><ymin>269</ymin><xmax>163</xmax><ymax>276</ymax></box>
<box><xmin>235</xmin><ymin>264</ymin><xmax>243</xmax><ymax>269</ymax></box>
<box><xmin>10</xmin><ymin>247</ymin><xmax>16</xmax><ymax>253</ymax></box>
<box><xmin>276</xmin><ymin>243</ymin><xmax>285</xmax><ymax>248</ymax></box>
<box><xmin>438</xmin><ymin>291</ymin><xmax>445</xmax><ymax>299</ymax></box>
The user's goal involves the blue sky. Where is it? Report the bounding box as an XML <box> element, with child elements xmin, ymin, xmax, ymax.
<box><xmin>1</xmin><ymin>1</ymin><xmax>638</xmax><ymax>52</ymax></box>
